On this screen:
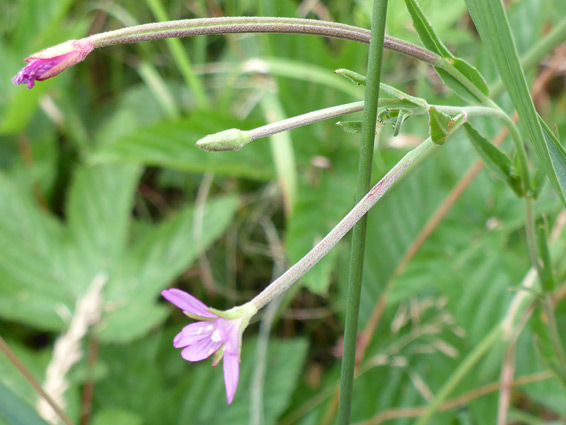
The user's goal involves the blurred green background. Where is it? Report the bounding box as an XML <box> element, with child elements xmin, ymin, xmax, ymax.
<box><xmin>1</xmin><ymin>0</ymin><xmax>566</xmax><ymax>424</ymax></box>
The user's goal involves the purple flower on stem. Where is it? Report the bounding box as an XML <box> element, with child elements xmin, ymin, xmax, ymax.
<box><xmin>162</xmin><ymin>288</ymin><xmax>256</xmax><ymax>404</ymax></box>
<box><xmin>12</xmin><ymin>39</ymin><xmax>94</xmax><ymax>89</ymax></box>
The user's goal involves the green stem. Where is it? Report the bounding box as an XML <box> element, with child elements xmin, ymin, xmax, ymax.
<box><xmin>249</xmin><ymin>138</ymin><xmax>436</xmax><ymax>311</ymax></box>
<box><xmin>337</xmin><ymin>1</ymin><xmax>388</xmax><ymax>424</ymax></box>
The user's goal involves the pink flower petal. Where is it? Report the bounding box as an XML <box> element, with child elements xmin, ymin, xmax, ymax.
<box><xmin>12</xmin><ymin>40</ymin><xmax>94</xmax><ymax>89</ymax></box>
<box><xmin>217</xmin><ymin>318</ymin><xmax>241</xmax><ymax>355</ymax></box>
<box><xmin>173</xmin><ymin>321</ymin><xmax>215</xmax><ymax>348</ymax></box>
<box><xmin>161</xmin><ymin>288</ymin><xmax>216</xmax><ymax>319</ymax></box>
<box><xmin>181</xmin><ymin>338</ymin><xmax>222</xmax><ymax>362</ymax></box>
<box><xmin>223</xmin><ymin>354</ymin><xmax>240</xmax><ymax>404</ymax></box>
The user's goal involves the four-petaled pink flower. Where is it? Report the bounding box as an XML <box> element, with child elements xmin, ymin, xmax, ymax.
<box><xmin>161</xmin><ymin>288</ymin><xmax>256</xmax><ymax>404</ymax></box>
<box><xmin>12</xmin><ymin>39</ymin><xmax>94</xmax><ymax>89</ymax></box>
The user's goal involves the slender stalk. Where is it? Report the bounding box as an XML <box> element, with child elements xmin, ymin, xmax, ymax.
<box><xmin>251</xmin><ymin>104</ymin><xmax>508</xmax><ymax>144</ymax></box>
<box><xmin>250</xmin><ymin>138</ymin><xmax>435</xmax><ymax>311</ymax></box>
<box><xmin>0</xmin><ymin>336</ymin><xmax>75</xmax><ymax>425</ymax></box>
<box><xmin>250</xmin><ymin>101</ymin><xmax>363</xmax><ymax>140</ymax></box>
<box><xmin>337</xmin><ymin>2</ymin><xmax>388</xmax><ymax>424</ymax></box>
<box><xmin>86</xmin><ymin>17</ymin><xmax>440</xmax><ymax>65</ymax></box>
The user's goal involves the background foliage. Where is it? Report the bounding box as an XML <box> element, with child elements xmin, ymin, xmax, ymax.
<box><xmin>1</xmin><ymin>0</ymin><xmax>566</xmax><ymax>424</ymax></box>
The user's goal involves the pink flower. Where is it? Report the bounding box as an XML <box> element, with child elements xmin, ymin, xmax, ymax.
<box><xmin>161</xmin><ymin>288</ymin><xmax>256</xmax><ymax>404</ymax></box>
<box><xmin>12</xmin><ymin>39</ymin><xmax>94</xmax><ymax>89</ymax></box>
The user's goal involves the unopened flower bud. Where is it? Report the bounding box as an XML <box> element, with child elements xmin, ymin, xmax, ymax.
<box><xmin>196</xmin><ymin>129</ymin><xmax>252</xmax><ymax>152</ymax></box>
<box><xmin>12</xmin><ymin>39</ymin><xmax>94</xmax><ymax>89</ymax></box>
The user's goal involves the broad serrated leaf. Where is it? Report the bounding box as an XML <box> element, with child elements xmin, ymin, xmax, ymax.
<box><xmin>66</xmin><ymin>163</ymin><xmax>142</xmax><ymax>288</ymax></box>
<box><xmin>0</xmin><ymin>161</ymin><xmax>239</xmax><ymax>342</ymax></box>
<box><xmin>178</xmin><ymin>337</ymin><xmax>308</xmax><ymax>425</ymax></box>
<box><xmin>94</xmin><ymin>112</ymin><xmax>274</xmax><ymax>181</ymax></box>
<box><xmin>99</xmin><ymin>195</ymin><xmax>239</xmax><ymax>342</ymax></box>
<box><xmin>464</xmin><ymin>123</ymin><xmax>522</xmax><ymax>196</ymax></box>
<box><xmin>464</xmin><ymin>0</ymin><xmax>566</xmax><ymax>209</ymax></box>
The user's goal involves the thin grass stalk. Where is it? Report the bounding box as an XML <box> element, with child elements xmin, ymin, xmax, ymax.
<box><xmin>337</xmin><ymin>1</ymin><xmax>388</xmax><ymax>424</ymax></box>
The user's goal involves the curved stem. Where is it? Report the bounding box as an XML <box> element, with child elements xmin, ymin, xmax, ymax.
<box><xmin>250</xmin><ymin>138</ymin><xmax>436</xmax><ymax>311</ymax></box>
<box><xmin>87</xmin><ymin>17</ymin><xmax>440</xmax><ymax>65</ymax></box>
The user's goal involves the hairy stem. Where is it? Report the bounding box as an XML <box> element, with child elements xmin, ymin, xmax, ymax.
<box><xmin>87</xmin><ymin>17</ymin><xmax>440</xmax><ymax>65</ymax></box>
<box><xmin>250</xmin><ymin>138</ymin><xmax>435</xmax><ymax>311</ymax></box>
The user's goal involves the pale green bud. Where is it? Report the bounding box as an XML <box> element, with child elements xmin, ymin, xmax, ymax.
<box><xmin>196</xmin><ymin>128</ymin><xmax>252</xmax><ymax>152</ymax></box>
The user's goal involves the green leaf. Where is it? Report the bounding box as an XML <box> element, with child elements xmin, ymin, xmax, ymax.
<box><xmin>99</xmin><ymin>195</ymin><xmax>239</xmax><ymax>342</ymax></box>
<box><xmin>428</xmin><ymin>107</ymin><xmax>466</xmax><ymax>145</ymax></box>
<box><xmin>66</xmin><ymin>163</ymin><xmax>142</xmax><ymax>287</ymax></box>
<box><xmin>0</xmin><ymin>161</ymin><xmax>239</xmax><ymax>342</ymax></box>
<box><xmin>94</xmin><ymin>112</ymin><xmax>274</xmax><ymax>181</ymax></box>
<box><xmin>336</xmin><ymin>120</ymin><xmax>363</xmax><ymax>134</ymax></box>
<box><xmin>286</xmin><ymin>149</ymin><xmax>357</xmax><ymax>294</ymax></box>
<box><xmin>539</xmin><ymin>118</ymin><xmax>566</xmax><ymax>204</ymax></box>
<box><xmin>403</xmin><ymin>0</ymin><xmax>453</xmax><ymax>58</ymax></box>
<box><xmin>378</xmin><ymin>109</ymin><xmax>410</xmax><ymax>136</ymax></box>
<box><xmin>532</xmin><ymin>304</ymin><xmax>566</xmax><ymax>388</ymax></box>
<box><xmin>464</xmin><ymin>123</ymin><xmax>522</xmax><ymax>196</ymax></box>
<box><xmin>0</xmin><ymin>173</ymin><xmax>68</xmax><ymax>330</ymax></box>
<box><xmin>178</xmin><ymin>337</ymin><xmax>308</xmax><ymax>425</ymax></box>
<box><xmin>91</xmin><ymin>408</ymin><xmax>143</xmax><ymax>425</ymax></box>
<box><xmin>0</xmin><ymin>381</ymin><xmax>51</xmax><ymax>425</ymax></box>
<box><xmin>404</xmin><ymin>0</ymin><xmax>489</xmax><ymax>102</ymax></box>
<box><xmin>335</xmin><ymin>69</ymin><xmax>428</xmax><ymax>109</ymax></box>
<box><xmin>464</xmin><ymin>0</ymin><xmax>566</xmax><ymax>209</ymax></box>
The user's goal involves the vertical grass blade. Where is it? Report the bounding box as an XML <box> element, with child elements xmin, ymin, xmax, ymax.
<box><xmin>464</xmin><ymin>0</ymin><xmax>566</xmax><ymax>208</ymax></box>
<box><xmin>337</xmin><ymin>1</ymin><xmax>388</xmax><ymax>424</ymax></box>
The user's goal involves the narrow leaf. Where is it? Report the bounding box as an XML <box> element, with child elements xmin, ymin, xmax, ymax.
<box><xmin>335</xmin><ymin>69</ymin><xmax>428</xmax><ymax>108</ymax></box>
<box><xmin>465</xmin><ymin>0</ymin><xmax>566</xmax><ymax>208</ymax></box>
<box><xmin>336</xmin><ymin>120</ymin><xmax>363</xmax><ymax>134</ymax></box>
<box><xmin>540</xmin><ymin>118</ymin><xmax>566</xmax><ymax>203</ymax></box>
<box><xmin>464</xmin><ymin>123</ymin><xmax>522</xmax><ymax>196</ymax></box>
<box><xmin>404</xmin><ymin>0</ymin><xmax>489</xmax><ymax>101</ymax></box>
<box><xmin>403</xmin><ymin>0</ymin><xmax>453</xmax><ymax>58</ymax></box>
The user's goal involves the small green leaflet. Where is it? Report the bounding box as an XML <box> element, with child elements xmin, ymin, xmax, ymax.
<box><xmin>428</xmin><ymin>107</ymin><xmax>467</xmax><ymax>145</ymax></box>
<box><xmin>335</xmin><ymin>68</ymin><xmax>428</xmax><ymax>109</ymax></box>
<box><xmin>464</xmin><ymin>123</ymin><xmax>522</xmax><ymax>196</ymax></box>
